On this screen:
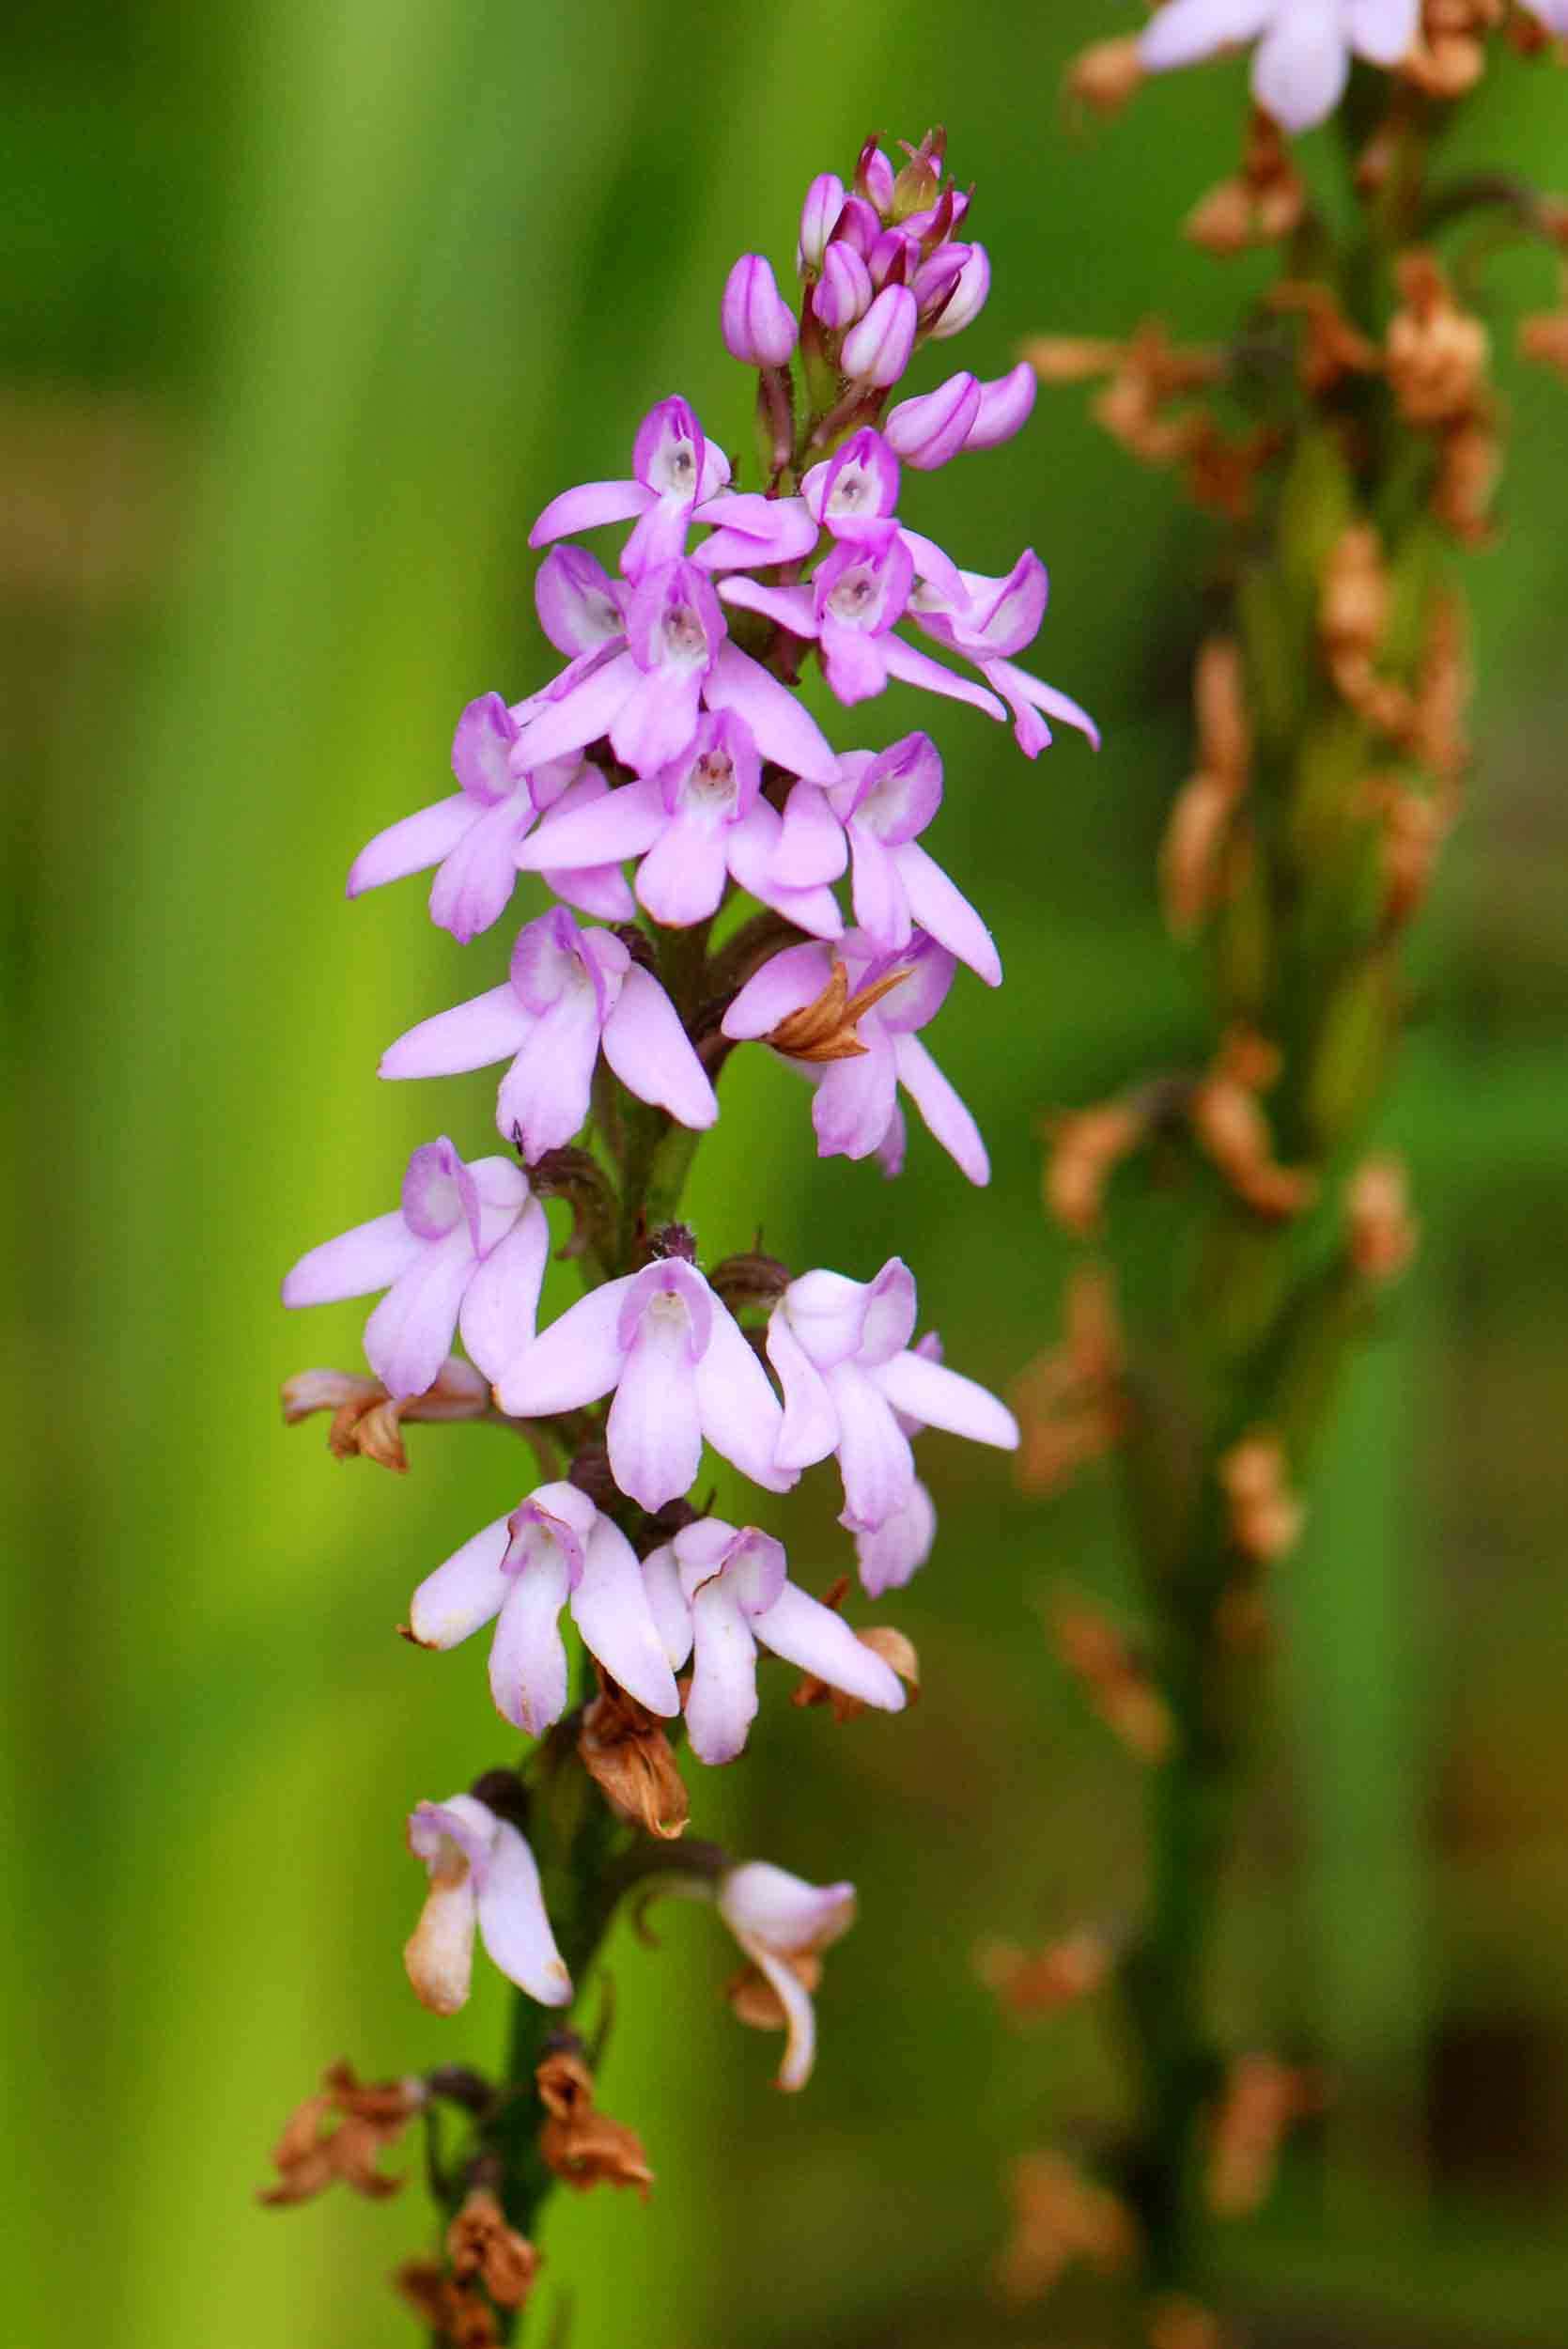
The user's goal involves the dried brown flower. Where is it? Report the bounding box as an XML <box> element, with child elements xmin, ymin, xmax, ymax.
<box><xmin>258</xmin><ymin>2060</ymin><xmax>424</xmax><ymax>2206</ymax></box>
<box><xmin>446</xmin><ymin>2190</ymin><xmax>541</xmax><ymax>2309</ymax></box>
<box><xmin>1048</xmin><ymin>1588</ymin><xmax>1173</xmax><ymax>1765</ymax></box>
<box><xmin>1346</xmin><ymin>1154</ymin><xmax>1421</xmax><ymax>1283</ymax></box>
<box><xmin>1161</xmin><ymin>639</ymin><xmax>1252</xmax><ymax>938</ymax></box>
<box><xmin>1403</xmin><ymin>0</ymin><xmax>1504</xmax><ymax>95</ymax></box>
<box><xmin>281</xmin><ymin>1357</ymin><xmax>491</xmax><ymax>1472</ymax></box>
<box><xmin>1041</xmin><ymin>1102</ymin><xmax>1147</xmax><ymax>1236</ymax></box>
<box><xmin>997</xmin><ymin>2149</ymin><xmax>1139</xmax><ymax>2304</ymax></box>
<box><xmin>579</xmin><ymin>1676</ymin><xmax>690</xmax><ymax>1840</ymax></box>
<box><xmin>1206</xmin><ymin>2053</ymin><xmax>1323</xmax><ymax>2217</ymax></box>
<box><xmin>764</xmin><ymin>958</ymin><xmax>909</xmax><ymax>1063</ymax></box>
<box><xmin>536</xmin><ymin>2049</ymin><xmax>654</xmax><ymax>2200</ymax></box>
<box><xmin>1218</xmin><ymin>1434</ymin><xmax>1305</xmax><ymax>1564</ymax></box>
<box><xmin>1269</xmin><ymin>281</ymin><xmax>1382</xmax><ymax>397</ymax></box>
<box><xmin>1388</xmin><ymin>253</ymin><xmax>1491</xmax><ymax>425</ymax></box>
<box><xmin>1146</xmin><ymin>2294</ymin><xmax>1228</xmax><ymax>2349</ymax></box>
<box><xmin>1190</xmin><ymin>1030</ymin><xmax>1317</xmax><ymax>1222</ymax></box>
<box><xmin>395</xmin><ymin>2259</ymin><xmax>503</xmax><ymax>2348</ymax></box>
<box><xmin>1014</xmin><ymin>1267</ymin><xmax>1126</xmax><ymax>1498</ymax></box>
<box><xmin>1064</xmin><ymin>36</ymin><xmax>1144</xmax><ymax>117</ymax></box>
<box><xmin>976</xmin><ymin>1927</ymin><xmax>1113</xmax><ymax>2020</ymax></box>
<box><xmin>1187</xmin><ymin>111</ymin><xmax>1306</xmax><ymax>256</ymax></box>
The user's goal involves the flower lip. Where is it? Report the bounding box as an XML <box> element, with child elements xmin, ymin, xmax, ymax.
<box><xmin>845</xmin><ymin>730</ymin><xmax>942</xmax><ymax>843</ymax></box>
<box><xmin>401</xmin><ymin>1138</ymin><xmax>482</xmax><ymax>1248</ymax></box>
<box><xmin>815</xmin><ymin>532</ymin><xmax>913</xmax><ymax>635</ymax></box>
<box><xmin>633</xmin><ymin>397</ymin><xmax>706</xmax><ymax>502</ymax></box>
<box><xmin>858</xmin><ymin>1256</ymin><xmax>919</xmax><ymax>1363</ymax></box>
<box><xmin>804</xmin><ymin>428</ymin><xmax>901</xmax><ymax>536</ymax></box>
<box><xmin>503</xmin><ymin>1493</ymin><xmax>590</xmax><ymax>1591</ymax></box>
<box><xmin>509</xmin><ymin>906</ymin><xmax>625</xmax><ymax>1025</ymax></box>
<box><xmin>409</xmin><ymin>1794</ymin><xmax>493</xmax><ymax>1887</ymax></box>
<box><xmin>659</xmin><ymin>708</ymin><xmax>760</xmax><ymax>823</ymax></box>
<box><xmin>674</xmin><ymin>1519</ymin><xmax>788</xmax><ymax>1615</ymax></box>
<box><xmin>626</xmin><ymin>560</ymin><xmax>725</xmax><ymax>677</ymax></box>
<box><xmin>615</xmin><ymin>1256</ymin><xmax>715</xmax><ymax>1361</ymax></box>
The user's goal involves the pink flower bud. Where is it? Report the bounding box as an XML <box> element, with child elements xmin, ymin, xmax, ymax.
<box><xmin>797</xmin><ymin>172</ymin><xmax>845</xmax><ymax>273</ymax></box>
<box><xmin>964</xmin><ymin>362</ymin><xmax>1037</xmax><ymax>451</ymax></box>
<box><xmin>854</xmin><ymin>137</ymin><xmax>895</xmax><ymax>215</ymax></box>
<box><xmin>841</xmin><ymin>284</ymin><xmax>918</xmax><ymax>388</ymax></box>
<box><xmin>910</xmin><ymin>241</ymin><xmax>970</xmax><ymax>325</ymax></box>
<box><xmin>812</xmin><ymin>241</ymin><xmax>873</xmax><ymax>330</ymax></box>
<box><xmin>884</xmin><ymin>371</ymin><xmax>983</xmax><ymax>470</ymax></box>
<box><xmin>928</xmin><ymin>241</ymin><xmax>990</xmax><ymax>340</ymax></box>
<box><xmin>721</xmin><ymin>254</ymin><xmax>799</xmax><ymax>367</ymax></box>
<box><xmin>829</xmin><ymin>194</ymin><xmax>881</xmax><ymax>258</ymax></box>
<box><xmin>867</xmin><ymin>226</ymin><xmax>916</xmax><ymax>289</ymax></box>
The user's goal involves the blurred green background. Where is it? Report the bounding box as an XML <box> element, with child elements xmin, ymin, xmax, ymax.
<box><xmin>6</xmin><ymin>5</ymin><xmax>1566</xmax><ymax>2343</ymax></box>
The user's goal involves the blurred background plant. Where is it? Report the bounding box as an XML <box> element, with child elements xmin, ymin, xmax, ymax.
<box><xmin>4</xmin><ymin>6</ymin><xmax>1565</xmax><ymax>2346</ymax></box>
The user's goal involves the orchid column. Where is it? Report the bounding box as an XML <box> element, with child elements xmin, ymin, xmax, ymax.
<box><xmin>997</xmin><ymin>10</ymin><xmax>1568</xmax><ymax>2337</ymax></box>
<box><xmin>267</xmin><ymin>130</ymin><xmax>1094</xmax><ymax>2345</ymax></box>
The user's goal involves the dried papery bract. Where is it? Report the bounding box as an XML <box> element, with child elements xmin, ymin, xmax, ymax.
<box><xmin>272</xmin><ymin>118</ymin><xmax>1092</xmax><ymax>2322</ymax></box>
<box><xmin>258</xmin><ymin>2061</ymin><xmax>426</xmax><ymax>2205</ymax></box>
<box><xmin>997</xmin><ymin>2150</ymin><xmax>1139</xmax><ymax>2305</ymax></box>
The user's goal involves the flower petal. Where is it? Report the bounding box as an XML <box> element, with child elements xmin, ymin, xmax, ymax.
<box><xmin>489</xmin><ymin>1547</ymin><xmax>573</xmax><ymax>1734</ymax></box>
<box><xmin>882</xmin><ymin>634</ymin><xmax>1008</xmax><ymax>720</ymax></box>
<box><xmin>751</xmin><ymin>1581</ymin><xmax>907</xmax><ymax>1712</ymax></box>
<box><xmin>495</xmin><ymin>1275</ymin><xmax>636</xmax><ymax>1416</ymax></box>
<box><xmin>641</xmin><ymin>1541</ymin><xmax>694</xmax><ymax>1670</ymax></box>
<box><xmin>380</xmin><ymin>984</ymin><xmax>533</xmax><ymax>1081</ymax></box>
<box><xmin>348</xmin><ymin>795</ymin><xmax>474</xmax><ymax>899</ymax></box>
<box><xmin>601</xmin><ymin>965</ymin><xmax>718</xmax><ymax>1130</ymax></box>
<box><xmin>570</xmin><ymin>1516</ymin><xmax>681</xmax><ymax>1716</ymax></box>
<box><xmin>692</xmin><ymin>1299</ymin><xmax>795</xmax><ymax>1493</ymax></box>
<box><xmin>683</xmin><ymin>1579</ymin><xmax>759</xmax><ymax>1766</ymax></box>
<box><xmin>458</xmin><ymin>1198</ymin><xmax>551</xmax><ymax>1381</ymax></box>
<box><xmin>767</xmin><ymin>1307</ymin><xmax>841</xmax><ymax>1470</ymax></box>
<box><xmin>529</xmin><ymin>476</ymin><xmax>652</xmax><ymax>548</ymax></box>
<box><xmin>515</xmin><ymin>776</ymin><xmax>664</xmax><ymax>872</ymax></box>
<box><xmin>873</xmin><ymin>1348</ymin><xmax>1019</xmax><ymax>1449</ymax></box>
<box><xmin>893</xmin><ymin>1034</ymin><xmax>989</xmax><ymax>1186</ymax></box>
<box><xmin>607</xmin><ymin>1317</ymin><xmax>704</xmax><ymax>1512</ymax></box>
<box><xmin>705</xmin><ymin>642</ymin><xmax>839</xmax><ymax>784</ymax></box>
<box><xmin>281</xmin><ymin>1208</ymin><xmax>423</xmax><ymax>1308</ymax></box>
<box><xmin>895</xmin><ymin>842</ymin><xmax>1001</xmax><ymax>986</ymax></box>
<box><xmin>722</xmin><ymin>942</ymin><xmax>831</xmax><ymax>1040</ymax></box>
<box><xmin>365</xmin><ymin>1228</ymin><xmax>474</xmax><ymax>1398</ymax></box>
<box><xmin>509</xmin><ymin>650</ymin><xmax>639</xmax><ymax>771</ymax></box>
<box><xmin>408</xmin><ymin>1515</ymin><xmax>512</xmax><ymax>1649</ymax></box>
<box><xmin>474</xmin><ymin>1817</ymin><xmax>573</xmax><ymax>2006</ymax></box>
<box><xmin>827</xmin><ymin>1362</ymin><xmax>914</xmax><ymax>1531</ymax></box>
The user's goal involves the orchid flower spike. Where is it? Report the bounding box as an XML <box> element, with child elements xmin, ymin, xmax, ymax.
<box><xmin>497</xmin><ymin>1256</ymin><xmax>793</xmax><ymax>1513</ymax></box>
<box><xmin>639</xmin><ymin>1518</ymin><xmax>906</xmax><ymax>1765</ymax></box>
<box><xmin>407</xmin><ymin>1483</ymin><xmax>680</xmax><ymax>1735</ymax></box>
<box><xmin>404</xmin><ymin>1794</ymin><xmax>570</xmax><ymax>2015</ymax></box>
<box><xmin>1139</xmin><ymin>0</ymin><xmax>1420</xmax><ymax>132</ymax></box>
<box><xmin>281</xmin><ymin>1139</ymin><xmax>549</xmax><ymax>1399</ymax></box>
<box><xmin>378</xmin><ymin>906</ymin><xmax>716</xmax><ymax>1163</ymax></box>
<box><xmin>768</xmin><ymin>1256</ymin><xmax>1017</xmax><ymax>1531</ymax></box>
<box><xmin>717</xmin><ymin>1863</ymin><xmax>857</xmax><ymax>2091</ymax></box>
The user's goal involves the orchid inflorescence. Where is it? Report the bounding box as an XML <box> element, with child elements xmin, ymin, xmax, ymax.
<box><xmin>277</xmin><ymin>124</ymin><xmax>1094</xmax><ymax>2263</ymax></box>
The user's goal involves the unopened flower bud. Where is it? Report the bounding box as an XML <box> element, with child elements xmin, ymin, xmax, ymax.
<box><xmin>812</xmin><ymin>241</ymin><xmax>874</xmax><ymax>329</ymax></box>
<box><xmin>797</xmin><ymin>171</ymin><xmax>845</xmax><ymax>273</ymax></box>
<box><xmin>866</xmin><ymin>224</ymin><xmax>915</xmax><ymax>288</ymax></box>
<box><xmin>891</xmin><ymin>127</ymin><xmax>944</xmax><ymax>221</ymax></box>
<box><xmin>721</xmin><ymin>254</ymin><xmax>798</xmax><ymax>367</ymax></box>
<box><xmin>855</xmin><ymin>136</ymin><xmax>896</xmax><ymax>215</ymax></box>
<box><xmin>964</xmin><ymin>362</ymin><xmax>1037</xmax><ymax>450</ymax></box>
<box><xmin>927</xmin><ymin>241</ymin><xmax>990</xmax><ymax>339</ymax></box>
<box><xmin>884</xmin><ymin>371</ymin><xmax>982</xmax><ymax>469</ymax></box>
<box><xmin>829</xmin><ymin>192</ymin><xmax>881</xmax><ymax>257</ymax></box>
<box><xmin>841</xmin><ymin>284</ymin><xmax>918</xmax><ymax>386</ymax></box>
<box><xmin>909</xmin><ymin>240</ymin><xmax>970</xmax><ymax>323</ymax></box>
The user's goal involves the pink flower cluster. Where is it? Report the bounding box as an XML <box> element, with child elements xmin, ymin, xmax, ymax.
<box><xmin>284</xmin><ymin>132</ymin><xmax>1092</xmax><ymax>2083</ymax></box>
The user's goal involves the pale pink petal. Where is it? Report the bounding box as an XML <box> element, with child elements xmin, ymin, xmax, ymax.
<box><xmin>705</xmin><ymin>643</ymin><xmax>839</xmax><ymax>784</ymax></box>
<box><xmin>722</xmin><ymin>942</ymin><xmax>831</xmax><ymax>1039</ymax></box>
<box><xmin>1252</xmin><ymin>10</ymin><xmax>1350</xmax><ymax>129</ymax></box>
<box><xmin>348</xmin><ymin>795</ymin><xmax>474</xmax><ymax>898</ymax></box>
<box><xmin>715</xmin><ymin>575</ymin><xmax>817</xmax><ymax>633</ymax></box>
<box><xmin>1140</xmin><ymin>0</ymin><xmax>1273</xmax><ymax>71</ymax></box>
<box><xmin>893</xmin><ymin>1034</ymin><xmax>989</xmax><ymax>1186</ymax></box>
<box><xmin>814</xmin><ymin>1038</ymin><xmax>900</xmax><ymax>1162</ymax></box>
<box><xmin>683</xmin><ymin>1579</ymin><xmax>760</xmax><ymax>1766</ymax></box>
<box><xmin>848</xmin><ymin>828</ymin><xmax>912</xmax><ymax>949</ymax></box>
<box><xmin>281</xmin><ymin>1208</ymin><xmax>423</xmax><ymax>1307</ymax></box>
<box><xmin>771</xmin><ymin>782</ymin><xmax>848</xmax><ymax>888</ymax></box>
<box><xmin>751</xmin><ymin>1581</ymin><xmax>907</xmax><ymax>1712</ymax></box>
<box><xmin>853</xmin><ymin>1479</ymin><xmax>937</xmax><ymax>1596</ymax></box>
<box><xmin>365</xmin><ymin>1228</ymin><xmax>475</xmax><ymax>1398</ymax></box>
<box><xmin>607</xmin><ymin>1321</ymin><xmax>704</xmax><ymax>1511</ymax></box>
<box><xmin>543</xmin><ymin>860</ymin><xmax>638</xmax><ymax>920</ymax></box>
<box><xmin>515</xmin><ymin>777</ymin><xmax>664</xmax><ymax>871</ymax></box>
<box><xmin>691</xmin><ymin>1299</ymin><xmax>795</xmax><ymax>1493</ymax></box>
<box><xmin>882</xmin><ymin>635</ymin><xmax>1008</xmax><ymax>719</ymax></box>
<box><xmin>767</xmin><ymin>1308</ymin><xmax>841</xmax><ymax>1471</ymax></box>
<box><xmin>895</xmin><ymin>842</ymin><xmax>1001</xmax><ymax>986</ymax></box>
<box><xmin>1346</xmin><ymin>0</ymin><xmax>1420</xmax><ymax>62</ymax></box>
<box><xmin>641</xmin><ymin>1542</ymin><xmax>694</xmax><ymax>1670</ymax></box>
<box><xmin>474</xmin><ymin>1817</ymin><xmax>572</xmax><ymax>2005</ymax></box>
<box><xmin>495</xmin><ymin>985</ymin><xmax>602</xmax><ymax>1159</ymax></box>
<box><xmin>380</xmin><ymin>984</ymin><xmax>533</xmax><ymax>1081</ymax></box>
<box><xmin>635</xmin><ymin>814</ymin><xmax>729</xmax><ymax>926</ymax></box>
<box><xmin>494</xmin><ymin>1275</ymin><xmax>635</xmax><ymax>1416</ymax></box>
<box><xmin>458</xmin><ymin>1200</ymin><xmax>551</xmax><ymax>1380</ymax></box>
<box><xmin>873</xmin><ymin>1348</ymin><xmax>1018</xmax><ymax>1449</ymax></box>
<box><xmin>828</xmin><ymin>1362</ymin><xmax>914</xmax><ymax>1531</ymax></box>
<box><xmin>725</xmin><ymin>808</ymin><xmax>846</xmax><ymax>940</ymax></box>
<box><xmin>428</xmin><ymin>797</ymin><xmax>532</xmax><ymax>942</ymax></box>
<box><xmin>509</xmin><ymin>651</ymin><xmax>639</xmax><ymax>770</ymax></box>
<box><xmin>601</xmin><ymin>965</ymin><xmax>718</xmax><ymax>1129</ymax></box>
<box><xmin>529</xmin><ymin>476</ymin><xmax>651</xmax><ymax>547</ymax></box>
<box><xmin>570</xmin><ymin>1517</ymin><xmax>681</xmax><ymax>1716</ymax></box>
<box><xmin>609</xmin><ymin>667</ymin><xmax>704</xmax><ymax>778</ymax></box>
<box><xmin>489</xmin><ymin>1545</ymin><xmax>573</xmax><ymax>1733</ymax></box>
<box><xmin>408</xmin><ymin>1516</ymin><xmax>511</xmax><ymax>1648</ymax></box>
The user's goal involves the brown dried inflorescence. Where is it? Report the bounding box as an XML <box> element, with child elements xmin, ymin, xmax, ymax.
<box><xmin>579</xmin><ymin>1673</ymin><xmax>690</xmax><ymax>1840</ymax></box>
<box><xmin>1186</xmin><ymin>111</ymin><xmax>1306</xmax><ymax>257</ymax></box>
<box><xmin>764</xmin><ymin>957</ymin><xmax>909</xmax><ymax>1062</ymax></box>
<box><xmin>1048</xmin><ymin>1588</ymin><xmax>1173</xmax><ymax>1765</ymax></box>
<box><xmin>1205</xmin><ymin>2052</ymin><xmax>1323</xmax><ymax>2217</ymax></box>
<box><xmin>258</xmin><ymin>2060</ymin><xmax>426</xmax><ymax>2205</ymax></box>
<box><xmin>976</xmin><ymin>1927</ymin><xmax>1113</xmax><ymax>2021</ymax></box>
<box><xmin>996</xmin><ymin>2149</ymin><xmax>1139</xmax><ymax>2304</ymax></box>
<box><xmin>1025</xmin><ymin>321</ymin><xmax>1273</xmax><ymax>521</ymax></box>
<box><xmin>1190</xmin><ymin>1029</ymin><xmax>1317</xmax><ymax>1222</ymax></box>
<box><xmin>1346</xmin><ymin>1154</ymin><xmax>1421</xmax><ymax>1283</ymax></box>
<box><xmin>792</xmin><ymin>1579</ymin><xmax>921</xmax><ymax>1720</ymax></box>
<box><xmin>446</xmin><ymin>2189</ymin><xmax>541</xmax><ymax>2308</ymax></box>
<box><xmin>1385</xmin><ymin>253</ymin><xmax>1498</xmax><ymax>544</ymax></box>
<box><xmin>1041</xmin><ymin>1102</ymin><xmax>1148</xmax><ymax>1237</ymax></box>
<box><xmin>1014</xmin><ymin>1267</ymin><xmax>1126</xmax><ymax>1498</ymax></box>
<box><xmin>1402</xmin><ymin>0</ymin><xmax>1505</xmax><ymax>96</ymax></box>
<box><xmin>281</xmin><ymin>1358</ymin><xmax>491</xmax><ymax>1472</ymax></box>
<box><xmin>1160</xmin><ymin>638</ymin><xmax>1252</xmax><ymax>939</ymax></box>
<box><xmin>1323</xmin><ymin>531</ymin><xmax>1474</xmax><ymax>794</ymax></box>
<box><xmin>1218</xmin><ymin>1434</ymin><xmax>1304</xmax><ymax>1564</ymax></box>
<box><xmin>1064</xmin><ymin>35</ymin><xmax>1144</xmax><ymax>118</ymax></box>
<box><xmin>536</xmin><ymin>2049</ymin><xmax>654</xmax><ymax>2200</ymax></box>
<box><xmin>395</xmin><ymin>2257</ymin><xmax>504</xmax><ymax>2349</ymax></box>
